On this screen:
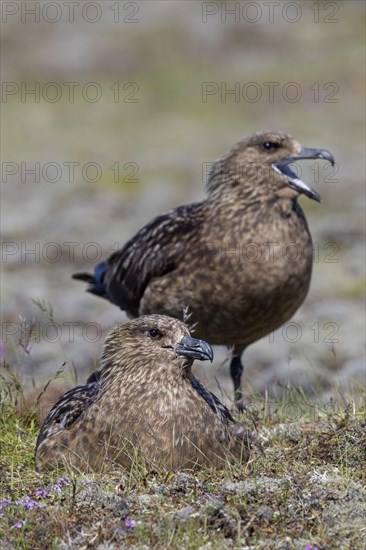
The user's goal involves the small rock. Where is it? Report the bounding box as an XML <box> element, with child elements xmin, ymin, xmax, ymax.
<box><xmin>175</xmin><ymin>505</ymin><xmax>195</xmax><ymax>521</ymax></box>
<box><xmin>258</xmin><ymin>505</ymin><xmax>274</xmax><ymax>521</ymax></box>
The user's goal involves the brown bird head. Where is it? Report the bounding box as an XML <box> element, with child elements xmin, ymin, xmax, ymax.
<box><xmin>100</xmin><ymin>315</ymin><xmax>213</xmax><ymax>382</ymax></box>
<box><xmin>206</xmin><ymin>130</ymin><xmax>334</xmax><ymax>203</ymax></box>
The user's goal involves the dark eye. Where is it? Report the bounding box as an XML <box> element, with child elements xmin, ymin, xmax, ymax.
<box><xmin>262</xmin><ymin>142</ymin><xmax>277</xmax><ymax>151</ymax></box>
<box><xmin>148</xmin><ymin>328</ymin><xmax>161</xmax><ymax>339</ymax></box>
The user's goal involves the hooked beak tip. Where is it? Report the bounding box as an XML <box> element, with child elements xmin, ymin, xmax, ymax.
<box><xmin>174</xmin><ymin>335</ymin><xmax>214</xmax><ymax>363</ymax></box>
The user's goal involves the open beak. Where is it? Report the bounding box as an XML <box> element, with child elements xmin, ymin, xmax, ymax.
<box><xmin>174</xmin><ymin>335</ymin><xmax>214</xmax><ymax>362</ymax></box>
<box><xmin>272</xmin><ymin>147</ymin><xmax>335</xmax><ymax>202</ymax></box>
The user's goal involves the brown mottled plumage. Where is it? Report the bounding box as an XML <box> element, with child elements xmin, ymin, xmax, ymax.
<box><xmin>35</xmin><ymin>315</ymin><xmax>249</xmax><ymax>472</ymax></box>
<box><xmin>73</xmin><ymin>131</ymin><xmax>335</xmax><ymax>408</ymax></box>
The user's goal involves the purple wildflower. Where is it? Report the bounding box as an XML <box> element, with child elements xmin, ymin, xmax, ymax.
<box><xmin>16</xmin><ymin>496</ymin><xmax>38</xmax><ymax>509</ymax></box>
<box><xmin>53</xmin><ymin>477</ymin><xmax>70</xmax><ymax>492</ymax></box>
<box><xmin>0</xmin><ymin>498</ymin><xmax>12</xmax><ymax>510</ymax></box>
<box><xmin>126</xmin><ymin>519</ymin><xmax>136</xmax><ymax>528</ymax></box>
<box><xmin>305</xmin><ymin>545</ymin><xmax>319</xmax><ymax>550</ymax></box>
<box><xmin>34</xmin><ymin>488</ymin><xmax>48</xmax><ymax>498</ymax></box>
<box><xmin>57</xmin><ymin>477</ymin><xmax>70</xmax><ymax>486</ymax></box>
<box><xmin>11</xmin><ymin>519</ymin><xmax>26</xmax><ymax>529</ymax></box>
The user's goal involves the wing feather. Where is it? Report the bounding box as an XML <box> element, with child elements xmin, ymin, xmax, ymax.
<box><xmin>36</xmin><ymin>381</ymin><xmax>100</xmax><ymax>447</ymax></box>
<box><xmin>104</xmin><ymin>202</ymin><xmax>205</xmax><ymax>314</ymax></box>
<box><xmin>188</xmin><ymin>373</ymin><xmax>235</xmax><ymax>424</ymax></box>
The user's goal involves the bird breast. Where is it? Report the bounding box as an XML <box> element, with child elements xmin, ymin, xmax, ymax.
<box><xmin>140</xmin><ymin>198</ymin><xmax>313</xmax><ymax>348</ymax></box>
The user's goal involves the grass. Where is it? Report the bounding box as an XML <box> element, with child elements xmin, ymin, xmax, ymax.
<box><xmin>0</xmin><ymin>366</ymin><xmax>365</xmax><ymax>550</ymax></box>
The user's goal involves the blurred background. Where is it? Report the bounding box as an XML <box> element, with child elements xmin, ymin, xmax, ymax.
<box><xmin>1</xmin><ymin>1</ymin><xmax>365</xmax><ymax>406</ymax></box>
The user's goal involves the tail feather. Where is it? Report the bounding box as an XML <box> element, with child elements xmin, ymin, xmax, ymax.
<box><xmin>72</xmin><ymin>272</ymin><xmax>94</xmax><ymax>283</ymax></box>
<box><xmin>72</xmin><ymin>261</ymin><xmax>109</xmax><ymax>297</ymax></box>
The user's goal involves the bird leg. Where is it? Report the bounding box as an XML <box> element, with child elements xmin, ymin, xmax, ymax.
<box><xmin>230</xmin><ymin>355</ymin><xmax>245</xmax><ymax>412</ymax></box>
